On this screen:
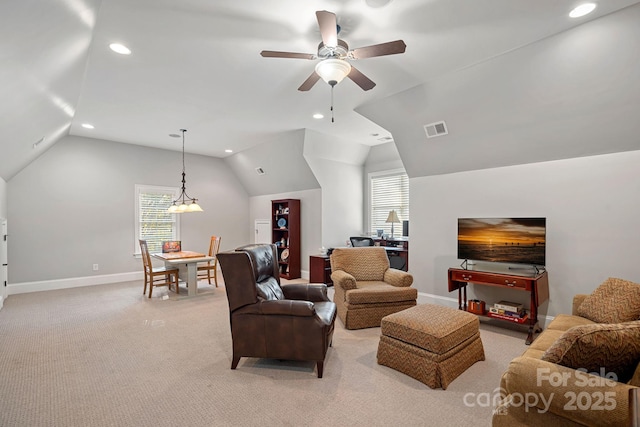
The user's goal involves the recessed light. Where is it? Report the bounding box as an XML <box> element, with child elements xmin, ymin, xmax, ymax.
<box><xmin>225</xmin><ymin>149</ymin><xmax>233</xmax><ymax>153</ymax></box>
<box><xmin>109</xmin><ymin>43</ymin><xmax>131</xmax><ymax>55</ymax></box>
<box><xmin>81</xmin><ymin>123</ymin><xmax>94</xmax><ymax>129</ymax></box>
<box><xmin>169</xmin><ymin>133</ymin><xmax>180</xmax><ymax>138</ymax></box>
<box><xmin>313</xmin><ymin>113</ymin><xmax>324</xmax><ymax>119</ymax></box>
<box><xmin>569</xmin><ymin>3</ymin><xmax>596</xmax><ymax>18</ymax></box>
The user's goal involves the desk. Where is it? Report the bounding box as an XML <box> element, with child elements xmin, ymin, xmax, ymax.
<box><xmin>152</xmin><ymin>251</ymin><xmax>214</xmax><ymax>297</ymax></box>
<box><xmin>374</xmin><ymin>238</ymin><xmax>409</xmax><ymax>271</ymax></box>
<box><xmin>309</xmin><ymin>255</ymin><xmax>332</xmax><ymax>286</ymax></box>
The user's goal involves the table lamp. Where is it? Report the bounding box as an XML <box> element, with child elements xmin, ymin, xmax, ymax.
<box><xmin>386</xmin><ymin>210</ymin><xmax>401</xmax><ymax>239</ymax></box>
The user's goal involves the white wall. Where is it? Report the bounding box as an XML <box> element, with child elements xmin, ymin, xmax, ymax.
<box><xmin>409</xmin><ymin>150</ymin><xmax>640</xmax><ymax>317</ymax></box>
<box><xmin>7</xmin><ymin>135</ymin><xmax>249</xmax><ymax>287</ymax></box>
<box><xmin>248</xmin><ymin>189</ymin><xmax>322</xmax><ymax>276</ymax></box>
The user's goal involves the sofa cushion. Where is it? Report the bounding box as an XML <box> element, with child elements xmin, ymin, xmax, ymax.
<box><xmin>528</xmin><ymin>329</ymin><xmax>565</xmax><ymax>353</ymax></box>
<box><xmin>541</xmin><ymin>321</ymin><xmax>640</xmax><ymax>383</ymax></box>
<box><xmin>546</xmin><ymin>314</ymin><xmax>595</xmax><ymax>332</ymax></box>
<box><xmin>345</xmin><ymin>281</ymin><xmax>418</xmax><ymax>304</ymax></box>
<box><xmin>577</xmin><ymin>277</ymin><xmax>640</xmax><ymax>323</ymax></box>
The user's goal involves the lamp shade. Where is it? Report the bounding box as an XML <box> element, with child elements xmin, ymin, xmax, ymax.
<box><xmin>186</xmin><ymin>202</ymin><xmax>203</xmax><ymax>212</ymax></box>
<box><xmin>386</xmin><ymin>210</ymin><xmax>401</xmax><ymax>223</ymax></box>
<box><xmin>315</xmin><ymin>58</ymin><xmax>352</xmax><ymax>85</ymax></box>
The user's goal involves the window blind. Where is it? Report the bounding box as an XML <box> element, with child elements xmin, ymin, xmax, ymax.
<box><xmin>135</xmin><ymin>185</ymin><xmax>179</xmax><ymax>254</ymax></box>
<box><xmin>370</xmin><ymin>172</ymin><xmax>409</xmax><ymax>236</ymax></box>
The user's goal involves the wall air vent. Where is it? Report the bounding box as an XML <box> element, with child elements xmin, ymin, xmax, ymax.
<box><xmin>255</xmin><ymin>167</ymin><xmax>265</xmax><ymax>175</ymax></box>
<box><xmin>424</xmin><ymin>121</ymin><xmax>448</xmax><ymax>138</ymax></box>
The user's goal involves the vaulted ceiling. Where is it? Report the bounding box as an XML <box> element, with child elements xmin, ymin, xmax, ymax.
<box><xmin>2</xmin><ymin>0</ymin><xmax>640</xmax><ymax>181</ymax></box>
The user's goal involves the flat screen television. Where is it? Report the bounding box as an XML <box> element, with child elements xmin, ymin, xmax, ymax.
<box><xmin>457</xmin><ymin>218</ymin><xmax>546</xmax><ymax>266</ymax></box>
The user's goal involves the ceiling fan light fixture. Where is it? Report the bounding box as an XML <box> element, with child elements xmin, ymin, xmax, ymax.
<box><xmin>315</xmin><ymin>58</ymin><xmax>352</xmax><ymax>86</ymax></box>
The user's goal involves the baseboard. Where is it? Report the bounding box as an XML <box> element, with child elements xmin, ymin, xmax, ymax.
<box><xmin>8</xmin><ymin>271</ymin><xmax>144</xmax><ymax>295</ymax></box>
<box><xmin>417</xmin><ymin>292</ymin><xmax>459</xmax><ymax>307</ymax></box>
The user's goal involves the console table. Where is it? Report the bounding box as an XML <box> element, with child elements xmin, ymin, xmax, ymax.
<box><xmin>447</xmin><ymin>267</ymin><xmax>549</xmax><ymax>344</ymax></box>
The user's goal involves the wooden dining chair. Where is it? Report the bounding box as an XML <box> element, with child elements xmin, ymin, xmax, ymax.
<box><xmin>139</xmin><ymin>239</ymin><xmax>180</xmax><ymax>298</ymax></box>
<box><xmin>197</xmin><ymin>236</ymin><xmax>222</xmax><ymax>287</ymax></box>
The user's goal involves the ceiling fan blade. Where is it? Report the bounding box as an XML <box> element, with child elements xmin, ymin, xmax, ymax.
<box><xmin>349</xmin><ymin>40</ymin><xmax>407</xmax><ymax>59</ymax></box>
<box><xmin>348</xmin><ymin>66</ymin><xmax>376</xmax><ymax>91</ymax></box>
<box><xmin>316</xmin><ymin>10</ymin><xmax>338</xmax><ymax>48</ymax></box>
<box><xmin>260</xmin><ymin>50</ymin><xmax>316</xmax><ymax>60</ymax></box>
<box><xmin>298</xmin><ymin>72</ymin><xmax>321</xmax><ymax>91</ymax></box>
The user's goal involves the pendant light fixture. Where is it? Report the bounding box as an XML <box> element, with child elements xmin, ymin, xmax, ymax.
<box><xmin>167</xmin><ymin>129</ymin><xmax>203</xmax><ymax>213</ymax></box>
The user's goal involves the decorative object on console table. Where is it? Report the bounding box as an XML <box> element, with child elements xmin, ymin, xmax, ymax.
<box><xmin>467</xmin><ymin>299</ymin><xmax>485</xmax><ymax>315</ymax></box>
<box><xmin>494</xmin><ymin>300</ymin><xmax>524</xmax><ymax>313</ymax></box>
<box><xmin>271</xmin><ymin>198</ymin><xmax>300</xmax><ymax>279</ymax></box>
<box><xmin>447</xmin><ymin>267</ymin><xmax>549</xmax><ymax>345</ymax></box>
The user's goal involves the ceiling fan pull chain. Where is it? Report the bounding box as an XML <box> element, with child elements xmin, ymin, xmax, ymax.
<box><xmin>331</xmin><ymin>84</ymin><xmax>335</xmax><ymax>123</ymax></box>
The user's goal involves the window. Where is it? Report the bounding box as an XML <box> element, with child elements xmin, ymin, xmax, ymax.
<box><xmin>135</xmin><ymin>185</ymin><xmax>180</xmax><ymax>254</ymax></box>
<box><xmin>369</xmin><ymin>170</ymin><xmax>409</xmax><ymax>236</ymax></box>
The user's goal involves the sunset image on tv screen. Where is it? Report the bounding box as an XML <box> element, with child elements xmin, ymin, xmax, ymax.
<box><xmin>458</xmin><ymin>218</ymin><xmax>546</xmax><ymax>265</ymax></box>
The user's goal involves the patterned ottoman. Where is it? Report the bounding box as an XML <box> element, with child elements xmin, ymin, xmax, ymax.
<box><xmin>377</xmin><ymin>304</ymin><xmax>485</xmax><ymax>389</ymax></box>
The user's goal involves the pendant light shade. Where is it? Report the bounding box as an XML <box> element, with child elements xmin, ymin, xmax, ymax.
<box><xmin>167</xmin><ymin>129</ymin><xmax>203</xmax><ymax>213</ymax></box>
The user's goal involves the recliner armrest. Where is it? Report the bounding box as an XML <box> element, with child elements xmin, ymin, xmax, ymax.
<box><xmin>282</xmin><ymin>283</ymin><xmax>330</xmax><ymax>302</ymax></box>
<box><xmin>331</xmin><ymin>270</ymin><xmax>357</xmax><ymax>290</ymax></box>
<box><xmin>258</xmin><ymin>300</ymin><xmax>315</xmax><ymax>317</ymax></box>
<box><xmin>383</xmin><ymin>268</ymin><xmax>414</xmax><ymax>287</ymax></box>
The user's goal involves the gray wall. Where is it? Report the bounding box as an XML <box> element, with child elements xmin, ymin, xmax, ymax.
<box><xmin>409</xmin><ymin>150</ymin><xmax>640</xmax><ymax>318</ymax></box>
<box><xmin>357</xmin><ymin>4</ymin><xmax>640</xmax><ymax>179</ymax></box>
<box><xmin>0</xmin><ymin>177</ymin><xmax>6</xmax><ymax>219</ymax></box>
<box><xmin>8</xmin><ymin>135</ymin><xmax>249</xmax><ymax>284</ymax></box>
<box><xmin>303</xmin><ymin>130</ymin><xmax>370</xmax><ymax>248</ymax></box>
<box><xmin>363</xmin><ymin>142</ymin><xmax>405</xmax><ymax>232</ymax></box>
<box><xmin>224</xmin><ymin>129</ymin><xmax>320</xmax><ymax>197</ymax></box>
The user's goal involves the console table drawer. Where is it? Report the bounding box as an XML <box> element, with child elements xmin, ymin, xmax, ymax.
<box><xmin>449</xmin><ymin>270</ymin><xmax>529</xmax><ymax>289</ymax></box>
<box><xmin>501</xmin><ymin>277</ymin><xmax>528</xmax><ymax>288</ymax></box>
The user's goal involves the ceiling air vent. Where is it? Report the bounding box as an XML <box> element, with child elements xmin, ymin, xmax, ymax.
<box><xmin>424</xmin><ymin>121</ymin><xmax>448</xmax><ymax>138</ymax></box>
<box><xmin>255</xmin><ymin>167</ymin><xmax>265</xmax><ymax>175</ymax></box>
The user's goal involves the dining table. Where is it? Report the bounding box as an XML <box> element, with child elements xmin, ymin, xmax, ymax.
<box><xmin>151</xmin><ymin>251</ymin><xmax>214</xmax><ymax>297</ymax></box>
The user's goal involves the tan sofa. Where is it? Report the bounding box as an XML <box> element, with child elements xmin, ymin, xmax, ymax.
<box><xmin>330</xmin><ymin>247</ymin><xmax>417</xmax><ymax>329</ymax></box>
<box><xmin>493</xmin><ymin>278</ymin><xmax>640</xmax><ymax>427</ymax></box>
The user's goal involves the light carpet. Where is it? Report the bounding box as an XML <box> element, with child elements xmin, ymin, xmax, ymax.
<box><xmin>0</xmin><ymin>279</ymin><xmax>528</xmax><ymax>426</ymax></box>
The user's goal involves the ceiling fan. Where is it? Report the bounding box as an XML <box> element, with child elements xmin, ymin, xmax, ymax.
<box><xmin>260</xmin><ymin>10</ymin><xmax>406</xmax><ymax>92</ymax></box>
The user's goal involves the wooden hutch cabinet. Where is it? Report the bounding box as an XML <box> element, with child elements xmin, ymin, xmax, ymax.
<box><xmin>271</xmin><ymin>199</ymin><xmax>300</xmax><ymax>279</ymax></box>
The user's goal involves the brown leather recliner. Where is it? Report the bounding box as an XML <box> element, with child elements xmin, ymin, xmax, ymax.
<box><xmin>217</xmin><ymin>244</ymin><xmax>336</xmax><ymax>378</ymax></box>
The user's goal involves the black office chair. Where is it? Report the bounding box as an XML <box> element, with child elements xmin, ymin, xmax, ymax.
<box><xmin>350</xmin><ymin>237</ymin><xmax>374</xmax><ymax>247</ymax></box>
